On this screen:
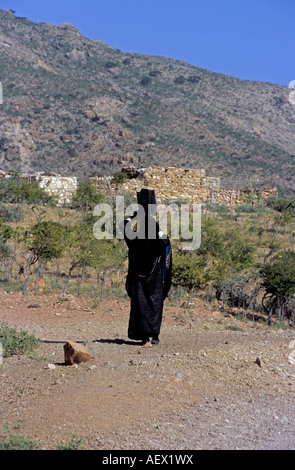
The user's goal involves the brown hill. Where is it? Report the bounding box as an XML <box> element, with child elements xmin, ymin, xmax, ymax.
<box><xmin>0</xmin><ymin>9</ymin><xmax>295</xmax><ymax>193</ymax></box>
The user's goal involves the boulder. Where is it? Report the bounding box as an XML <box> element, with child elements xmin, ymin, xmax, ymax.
<box><xmin>63</xmin><ymin>341</ymin><xmax>92</xmax><ymax>365</ymax></box>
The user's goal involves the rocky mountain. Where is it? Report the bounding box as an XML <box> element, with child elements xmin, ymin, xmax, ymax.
<box><xmin>0</xmin><ymin>9</ymin><xmax>295</xmax><ymax>193</ymax></box>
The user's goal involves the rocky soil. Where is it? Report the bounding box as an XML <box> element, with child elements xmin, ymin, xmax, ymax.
<box><xmin>0</xmin><ymin>291</ymin><xmax>295</xmax><ymax>450</ymax></box>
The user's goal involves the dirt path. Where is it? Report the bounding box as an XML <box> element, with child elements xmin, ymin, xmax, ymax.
<box><xmin>0</xmin><ymin>292</ymin><xmax>294</xmax><ymax>450</ymax></box>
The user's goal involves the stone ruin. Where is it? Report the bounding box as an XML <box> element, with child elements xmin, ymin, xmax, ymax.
<box><xmin>0</xmin><ymin>170</ymin><xmax>78</xmax><ymax>205</ymax></box>
<box><xmin>37</xmin><ymin>173</ymin><xmax>78</xmax><ymax>205</ymax></box>
<box><xmin>0</xmin><ymin>166</ymin><xmax>277</xmax><ymax>206</ymax></box>
<box><xmin>90</xmin><ymin>166</ymin><xmax>278</xmax><ymax>205</ymax></box>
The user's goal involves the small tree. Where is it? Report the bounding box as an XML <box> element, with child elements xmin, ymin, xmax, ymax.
<box><xmin>0</xmin><ymin>219</ymin><xmax>14</xmax><ymax>274</ymax></box>
<box><xmin>197</xmin><ymin>218</ymin><xmax>255</xmax><ymax>271</ymax></box>
<box><xmin>29</xmin><ymin>221</ymin><xmax>69</xmax><ymax>261</ymax></box>
<box><xmin>172</xmin><ymin>250</ymin><xmax>227</xmax><ymax>305</ymax></box>
<box><xmin>0</xmin><ymin>219</ymin><xmax>14</xmax><ymax>243</ymax></box>
<box><xmin>23</xmin><ymin>221</ymin><xmax>69</xmax><ymax>293</ymax></box>
<box><xmin>260</xmin><ymin>250</ymin><xmax>295</xmax><ymax>324</ymax></box>
<box><xmin>214</xmin><ymin>271</ymin><xmax>261</xmax><ymax>318</ymax></box>
<box><xmin>0</xmin><ymin>175</ymin><xmax>55</xmax><ymax>205</ymax></box>
<box><xmin>63</xmin><ymin>219</ymin><xmax>126</xmax><ymax>297</ymax></box>
<box><xmin>72</xmin><ymin>180</ymin><xmax>105</xmax><ymax>219</ymax></box>
<box><xmin>172</xmin><ymin>217</ymin><xmax>256</xmax><ymax>306</ymax></box>
<box><xmin>140</xmin><ymin>76</ymin><xmax>152</xmax><ymax>86</ymax></box>
<box><xmin>111</xmin><ymin>172</ymin><xmax>128</xmax><ymax>191</ymax></box>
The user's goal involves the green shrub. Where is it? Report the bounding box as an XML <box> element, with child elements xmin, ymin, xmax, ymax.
<box><xmin>140</xmin><ymin>76</ymin><xmax>152</xmax><ymax>86</ymax></box>
<box><xmin>214</xmin><ymin>272</ymin><xmax>260</xmax><ymax>312</ymax></box>
<box><xmin>71</xmin><ymin>180</ymin><xmax>105</xmax><ymax>212</ymax></box>
<box><xmin>260</xmin><ymin>250</ymin><xmax>295</xmax><ymax>298</ymax></box>
<box><xmin>0</xmin><ymin>241</ymin><xmax>12</xmax><ymax>259</ymax></box>
<box><xmin>29</xmin><ymin>221</ymin><xmax>69</xmax><ymax>261</ymax></box>
<box><xmin>174</xmin><ymin>76</ymin><xmax>186</xmax><ymax>85</ymax></box>
<box><xmin>0</xmin><ymin>435</ymin><xmax>40</xmax><ymax>450</ymax></box>
<box><xmin>0</xmin><ymin>176</ymin><xmax>55</xmax><ymax>205</ymax></box>
<box><xmin>199</xmin><ymin>218</ymin><xmax>255</xmax><ymax>271</ymax></box>
<box><xmin>237</xmin><ymin>204</ymin><xmax>265</xmax><ymax>213</ymax></box>
<box><xmin>0</xmin><ymin>219</ymin><xmax>14</xmax><ymax>243</ymax></box>
<box><xmin>0</xmin><ymin>323</ymin><xmax>40</xmax><ymax>357</ymax></box>
<box><xmin>266</xmin><ymin>196</ymin><xmax>295</xmax><ymax>213</ymax></box>
<box><xmin>161</xmin><ymin>198</ymin><xmax>189</xmax><ymax>207</ymax></box>
<box><xmin>203</xmin><ymin>201</ymin><xmax>228</xmax><ymax>213</ymax></box>
<box><xmin>0</xmin><ymin>203</ymin><xmax>24</xmax><ymax>222</ymax></box>
<box><xmin>260</xmin><ymin>250</ymin><xmax>295</xmax><ymax>324</ymax></box>
<box><xmin>110</xmin><ymin>171</ymin><xmax>128</xmax><ymax>186</ymax></box>
<box><xmin>55</xmin><ymin>435</ymin><xmax>84</xmax><ymax>450</ymax></box>
<box><xmin>104</xmin><ymin>61</ymin><xmax>117</xmax><ymax>69</ymax></box>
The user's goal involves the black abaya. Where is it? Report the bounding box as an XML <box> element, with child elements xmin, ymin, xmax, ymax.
<box><xmin>123</xmin><ymin>218</ymin><xmax>172</xmax><ymax>341</ymax></box>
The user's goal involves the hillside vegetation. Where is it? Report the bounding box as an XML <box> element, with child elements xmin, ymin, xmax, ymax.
<box><xmin>1</xmin><ymin>176</ymin><xmax>294</xmax><ymax>326</ymax></box>
<box><xmin>0</xmin><ymin>9</ymin><xmax>295</xmax><ymax>193</ymax></box>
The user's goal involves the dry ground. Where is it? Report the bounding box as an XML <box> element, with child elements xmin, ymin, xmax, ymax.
<box><xmin>0</xmin><ymin>291</ymin><xmax>295</xmax><ymax>450</ymax></box>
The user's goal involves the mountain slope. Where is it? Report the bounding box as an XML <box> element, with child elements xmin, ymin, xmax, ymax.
<box><xmin>1</xmin><ymin>9</ymin><xmax>294</xmax><ymax>193</ymax></box>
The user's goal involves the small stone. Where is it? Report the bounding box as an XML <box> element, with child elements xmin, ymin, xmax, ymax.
<box><xmin>63</xmin><ymin>341</ymin><xmax>92</xmax><ymax>365</ymax></box>
<box><xmin>47</xmin><ymin>363</ymin><xmax>56</xmax><ymax>370</ymax></box>
<box><xmin>254</xmin><ymin>357</ymin><xmax>262</xmax><ymax>367</ymax></box>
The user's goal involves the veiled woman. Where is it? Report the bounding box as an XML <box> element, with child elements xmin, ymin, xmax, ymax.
<box><xmin>122</xmin><ymin>189</ymin><xmax>172</xmax><ymax>345</ymax></box>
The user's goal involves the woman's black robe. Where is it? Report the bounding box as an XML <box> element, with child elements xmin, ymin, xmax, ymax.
<box><xmin>123</xmin><ymin>218</ymin><xmax>172</xmax><ymax>341</ymax></box>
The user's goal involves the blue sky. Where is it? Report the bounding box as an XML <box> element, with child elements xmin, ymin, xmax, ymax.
<box><xmin>0</xmin><ymin>0</ymin><xmax>294</xmax><ymax>86</ymax></box>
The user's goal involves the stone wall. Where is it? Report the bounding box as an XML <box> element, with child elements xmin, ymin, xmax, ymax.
<box><xmin>0</xmin><ymin>171</ymin><xmax>78</xmax><ymax>205</ymax></box>
<box><xmin>36</xmin><ymin>174</ymin><xmax>78</xmax><ymax>205</ymax></box>
<box><xmin>90</xmin><ymin>166</ymin><xmax>277</xmax><ymax>205</ymax></box>
<box><xmin>0</xmin><ymin>166</ymin><xmax>277</xmax><ymax>206</ymax></box>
